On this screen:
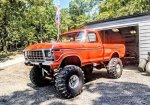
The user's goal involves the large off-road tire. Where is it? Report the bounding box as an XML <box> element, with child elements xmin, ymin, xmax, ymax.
<box><xmin>30</xmin><ymin>66</ymin><xmax>50</xmax><ymax>87</ymax></box>
<box><xmin>107</xmin><ymin>58</ymin><xmax>123</xmax><ymax>79</ymax></box>
<box><xmin>148</xmin><ymin>56</ymin><xmax>150</xmax><ymax>62</ymax></box>
<box><xmin>82</xmin><ymin>64</ymin><xmax>93</xmax><ymax>81</ymax></box>
<box><xmin>146</xmin><ymin>62</ymin><xmax>150</xmax><ymax>74</ymax></box>
<box><xmin>55</xmin><ymin>65</ymin><xmax>84</xmax><ymax>98</ymax></box>
<box><xmin>138</xmin><ymin>59</ymin><xmax>147</xmax><ymax>72</ymax></box>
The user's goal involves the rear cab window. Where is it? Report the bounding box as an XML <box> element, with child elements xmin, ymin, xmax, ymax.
<box><xmin>87</xmin><ymin>32</ymin><xmax>97</xmax><ymax>43</ymax></box>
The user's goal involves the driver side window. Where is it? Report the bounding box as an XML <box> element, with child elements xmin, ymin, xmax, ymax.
<box><xmin>87</xmin><ymin>32</ymin><xmax>97</xmax><ymax>42</ymax></box>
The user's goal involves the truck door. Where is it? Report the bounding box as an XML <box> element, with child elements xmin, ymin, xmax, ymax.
<box><xmin>84</xmin><ymin>31</ymin><xmax>103</xmax><ymax>62</ymax></box>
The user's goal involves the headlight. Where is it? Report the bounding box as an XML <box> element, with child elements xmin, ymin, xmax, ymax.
<box><xmin>47</xmin><ymin>52</ymin><xmax>52</xmax><ymax>57</ymax></box>
<box><xmin>44</xmin><ymin>50</ymin><xmax>54</xmax><ymax>60</ymax></box>
<box><xmin>45</xmin><ymin>50</ymin><xmax>51</xmax><ymax>57</ymax></box>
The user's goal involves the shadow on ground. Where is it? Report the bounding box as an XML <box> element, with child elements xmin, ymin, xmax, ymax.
<box><xmin>0</xmin><ymin>85</ymin><xmax>61</xmax><ymax>105</ymax></box>
<box><xmin>124</xmin><ymin>66</ymin><xmax>138</xmax><ymax>71</ymax></box>
<box><xmin>141</xmin><ymin>73</ymin><xmax>150</xmax><ymax>76</ymax></box>
<box><xmin>0</xmin><ymin>66</ymin><xmax>150</xmax><ymax>105</ymax></box>
<box><xmin>0</xmin><ymin>68</ymin><xmax>4</xmax><ymax>71</ymax></box>
<box><xmin>1</xmin><ymin>82</ymin><xmax>150</xmax><ymax>105</ymax></box>
<box><xmin>87</xmin><ymin>66</ymin><xmax>139</xmax><ymax>82</ymax></box>
<box><xmin>85</xmin><ymin>82</ymin><xmax>150</xmax><ymax>105</ymax></box>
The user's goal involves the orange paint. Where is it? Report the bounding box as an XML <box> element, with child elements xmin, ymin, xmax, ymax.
<box><xmin>24</xmin><ymin>29</ymin><xmax>125</xmax><ymax>70</ymax></box>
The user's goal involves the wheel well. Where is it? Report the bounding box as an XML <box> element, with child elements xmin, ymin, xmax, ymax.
<box><xmin>60</xmin><ymin>56</ymin><xmax>81</xmax><ymax>68</ymax></box>
<box><xmin>111</xmin><ymin>52</ymin><xmax>119</xmax><ymax>58</ymax></box>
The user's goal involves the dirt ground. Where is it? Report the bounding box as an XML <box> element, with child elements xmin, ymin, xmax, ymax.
<box><xmin>0</xmin><ymin>63</ymin><xmax>150</xmax><ymax>105</ymax></box>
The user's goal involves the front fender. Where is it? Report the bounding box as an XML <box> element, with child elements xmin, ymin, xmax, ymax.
<box><xmin>51</xmin><ymin>52</ymin><xmax>82</xmax><ymax>70</ymax></box>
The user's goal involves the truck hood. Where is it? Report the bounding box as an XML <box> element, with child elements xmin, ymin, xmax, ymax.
<box><xmin>24</xmin><ymin>42</ymin><xmax>83</xmax><ymax>51</ymax></box>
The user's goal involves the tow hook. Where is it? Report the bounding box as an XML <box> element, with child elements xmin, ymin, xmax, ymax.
<box><xmin>42</xmin><ymin>68</ymin><xmax>52</xmax><ymax>80</ymax></box>
<box><xmin>42</xmin><ymin>68</ymin><xmax>50</xmax><ymax>76</ymax></box>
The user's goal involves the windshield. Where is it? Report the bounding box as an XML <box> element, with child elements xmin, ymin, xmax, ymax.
<box><xmin>60</xmin><ymin>31</ymin><xmax>85</xmax><ymax>43</ymax></box>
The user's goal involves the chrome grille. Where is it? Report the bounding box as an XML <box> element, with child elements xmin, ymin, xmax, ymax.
<box><xmin>25</xmin><ymin>50</ymin><xmax>44</xmax><ymax>62</ymax></box>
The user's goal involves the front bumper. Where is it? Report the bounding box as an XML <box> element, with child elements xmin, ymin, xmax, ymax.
<box><xmin>25</xmin><ymin>60</ymin><xmax>54</xmax><ymax>66</ymax></box>
<box><xmin>24</xmin><ymin>60</ymin><xmax>59</xmax><ymax>71</ymax></box>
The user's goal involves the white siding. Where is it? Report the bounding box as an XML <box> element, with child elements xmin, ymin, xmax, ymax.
<box><xmin>85</xmin><ymin>15</ymin><xmax>150</xmax><ymax>30</ymax></box>
<box><xmin>139</xmin><ymin>22</ymin><xmax>150</xmax><ymax>60</ymax></box>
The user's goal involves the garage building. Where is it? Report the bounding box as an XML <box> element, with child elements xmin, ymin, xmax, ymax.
<box><xmin>85</xmin><ymin>13</ymin><xmax>150</xmax><ymax>64</ymax></box>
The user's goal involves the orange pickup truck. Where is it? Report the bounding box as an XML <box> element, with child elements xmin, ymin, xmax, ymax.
<box><xmin>24</xmin><ymin>29</ymin><xmax>125</xmax><ymax>98</ymax></box>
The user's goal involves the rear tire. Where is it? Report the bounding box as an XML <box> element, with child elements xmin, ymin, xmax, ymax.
<box><xmin>107</xmin><ymin>58</ymin><xmax>123</xmax><ymax>79</ymax></box>
<box><xmin>30</xmin><ymin>66</ymin><xmax>50</xmax><ymax>87</ymax></box>
<box><xmin>138</xmin><ymin>59</ymin><xmax>147</xmax><ymax>72</ymax></box>
<box><xmin>55</xmin><ymin>65</ymin><xmax>84</xmax><ymax>98</ymax></box>
<box><xmin>148</xmin><ymin>56</ymin><xmax>150</xmax><ymax>62</ymax></box>
<box><xmin>146</xmin><ymin>62</ymin><xmax>150</xmax><ymax>74</ymax></box>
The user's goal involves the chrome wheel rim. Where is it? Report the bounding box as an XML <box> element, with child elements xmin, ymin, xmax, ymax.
<box><xmin>116</xmin><ymin>64</ymin><xmax>121</xmax><ymax>74</ymax></box>
<box><xmin>69</xmin><ymin>75</ymin><xmax>79</xmax><ymax>89</ymax></box>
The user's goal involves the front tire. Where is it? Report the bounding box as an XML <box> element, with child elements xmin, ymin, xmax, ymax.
<box><xmin>30</xmin><ymin>66</ymin><xmax>50</xmax><ymax>87</ymax></box>
<box><xmin>107</xmin><ymin>58</ymin><xmax>123</xmax><ymax>79</ymax></box>
<box><xmin>138</xmin><ymin>59</ymin><xmax>147</xmax><ymax>72</ymax></box>
<box><xmin>55</xmin><ymin>65</ymin><xmax>84</xmax><ymax>98</ymax></box>
<box><xmin>146</xmin><ymin>62</ymin><xmax>150</xmax><ymax>74</ymax></box>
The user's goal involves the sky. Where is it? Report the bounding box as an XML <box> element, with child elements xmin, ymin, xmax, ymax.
<box><xmin>53</xmin><ymin>0</ymin><xmax>72</xmax><ymax>8</ymax></box>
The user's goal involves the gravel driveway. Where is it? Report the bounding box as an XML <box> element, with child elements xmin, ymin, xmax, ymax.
<box><xmin>0</xmin><ymin>63</ymin><xmax>150</xmax><ymax>105</ymax></box>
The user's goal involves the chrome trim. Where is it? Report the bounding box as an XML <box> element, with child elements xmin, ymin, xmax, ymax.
<box><xmin>54</xmin><ymin>46</ymin><xmax>124</xmax><ymax>51</ymax></box>
<box><xmin>25</xmin><ymin>60</ymin><xmax>53</xmax><ymax>66</ymax></box>
<box><xmin>24</xmin><ymin>50</ymin><xmax>44</xmax><ymax>61</ymax></box>
<box><xmin>42</xmin><ymin>49</ymin><xmax>46</xmax><ymax>61</ymax></box>
<box><xmin>24</xmin><ymin>49</ymin><xmax>54</xmax><ymax>63</ymax></box>
<box><xmin>23</xmin><ymin>48</ymin><xmax>52</xmax><ymax>52</ymax></box>
<box><xmin>59</xmin><ymin>47</ymin><xmax>102</xmax><ymax>51</ymax></box>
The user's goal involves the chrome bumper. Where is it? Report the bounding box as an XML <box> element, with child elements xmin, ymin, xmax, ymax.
<box><xmin>25</xmin><ymin>60</ymin><xmax>54</xmax><ymax>66</ymax></box>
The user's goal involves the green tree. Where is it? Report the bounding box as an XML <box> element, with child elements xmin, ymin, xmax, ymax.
<box><xmin>24</xmin><ymin>0</ymin><xmax>57</xmax><ymax>43</ymax></box>
<box><xmin>97</xmin><ymin>0</ymin><xmax>150</xmax><ymax>20</ymax></box>
<box><xmin>60</xmin><ymin>8</ymin><xmax>72</xmax><ymax>33</ymax></box>
<box><xmin>0</xmin><ymin>0</ymin><xmax>27</xmax><ymax>52</ymax></box>
<box><xmin>0</xmin><ymin>0</ymin><xmax>57</xmax><ymax>52</ymax></box>
<box><xmin>69</xmin><ymin>0</ymin><xmax>100</xmax><ymax>29</ymax></box>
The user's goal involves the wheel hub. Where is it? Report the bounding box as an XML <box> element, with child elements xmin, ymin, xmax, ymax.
<box><xmin>69</xmin><ymin>75</ymin><xmax>79</xmax><ymax>89</ymax></box>
<box><xmin>116</xmin><ymin>64</ymin><xmax>121</xmax><ymax>74</ymax></box>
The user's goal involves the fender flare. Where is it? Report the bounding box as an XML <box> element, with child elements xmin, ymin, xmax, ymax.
<box><xmin>57</xmin><ymin>53</ymin><xmax>82</xmax><ymax>68</ymax></box>
<box><xmin>111</xmin><ymin>52</ymin><xmax>120</xmax><ymax>58</ymax></box>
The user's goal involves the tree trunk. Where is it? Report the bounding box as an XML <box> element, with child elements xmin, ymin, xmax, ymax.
<box><xmin>1</xmin><ymin>39</ymin><xmax>8</xmax><ymax>53</ymax></box>
<box><xmin>15</xmin><ymin>43</ymin><xmax>18</xmax><ymax>49</ymax></box>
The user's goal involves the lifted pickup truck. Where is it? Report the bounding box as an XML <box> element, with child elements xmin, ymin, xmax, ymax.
<box><xmin>24</xmin><ymin>29</ymin><xmax>125</xmax><ymax>98</ymax></box>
